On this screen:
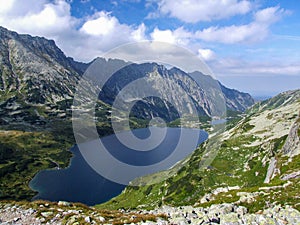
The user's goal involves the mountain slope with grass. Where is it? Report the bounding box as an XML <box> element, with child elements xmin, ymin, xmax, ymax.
<box><xmin>99</xmin><ymin>89</ymin><xmax>300</xmax><ymax>212</ymax></box>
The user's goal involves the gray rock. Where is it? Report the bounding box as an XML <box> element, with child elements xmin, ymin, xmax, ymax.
<box><xmin>58</xmin><ymin>201</ymin><xmax>71</xmax><ymax>206</ymax></box>
<box><xmin>84</xmin><ymin>216</ymin><xmax>91</xmax><ymax>223</ymax></box>
<box><xmin>281</xmin><ymin>171</ymin><xmax>300</xmax><ymax>180</ymax></box>
<box><xmin>220</xmin><ymin>213</ymin><xmax>240</xmax><ymax>225</ymax></box>
<box><xmin>66</xmin><ymin>215</ymin><xmax>78</xmax><ymax>225</ymax></box>
<box><xmin>242</xmin><ymin>214</ymin><xmax>259</xmax><ymax>224</ymax></box>
<box><xmin>282</xmin><ymin>115</ymin><xmax>300</xmax><ymax>157</ymax></box>
<box><xmin>278</xmin><ymin>207</ymin><xmax>300</xmax><ymax>224</ymax></box>
<box><xmin>255</xmin><ymin>214</ymin><xmax>278</xmax><ymax>225</ymax></box>
<box><xmin>98</xmin><ymin>216</ymin><xmax>105</xmax><ymax>222</ymax></box>
<box><xmin>264</xmin><ymin>157</ymin><xmax>277</xmax><ymax>183</ymax></box>
<box><xmin>235</xmin><ymin>206</ymin><xmax>248</xmax><ymax>216</ymax></box>
<box><xmin>41</xmin><ymin>211</ymin><xmax>54</xmax><ymax>217</ymax></box>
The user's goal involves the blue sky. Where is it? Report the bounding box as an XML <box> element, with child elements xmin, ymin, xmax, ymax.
<box><xmin>0</xmin><ymin>0</ymin><xmax>299</xmax><ymax>96</ymax></box>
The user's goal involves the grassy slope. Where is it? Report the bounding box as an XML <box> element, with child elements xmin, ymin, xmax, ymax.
<box><xmin>0</xmin><ymin>121</ymin><xmax>74</xmax><ymax>200</ymax></box>
<box><xmin>0</xmin><ymin>93</ymin><xmax>153</xmax><ymax>201</ymax></box>
<box><xmin>98</xmin><ymin>90</ymin><xmax>300</xmax><ymax>212</ymax></box>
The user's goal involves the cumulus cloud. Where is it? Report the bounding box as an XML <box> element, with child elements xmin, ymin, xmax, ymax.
<box><xmin>81</xmin><ymin>12</ymin><xmax>117</xmax><ymax>36</ymax></box>
<box><xmin>75</xmin><ymin>12</ymin><xmax>147</xmax><ymax>61</ymax></box>
<box><xmin>151</xmin><ymin>28</ymin><xmax>176</xmax><ymax>43</ymax></box>
<box><xmin>0</xmin><ymin>0</ymin><xmax>146</xmax><ymax>62</ymax></box>
<box><xmin>80</xmin><ymin>11</ymin><xmax>131</xmax><ymax>36</ymax></box>
<box><xmin>131</xmin><ymin>23</ymin><xmax>147</xmax><ymax>41</ymax></box>
<box><xmin>0</xmin><ymin>0</ymin><xmax>75</xmax><ymax>37</ymax></box>
<box><xmin>0</xmin><ymin>0</ymin><xmax>289</xmax><ymax>66</ymax></box>
<box><xmin>150</xmin><ymin>27</ymin><xmax>192</xmax><ymax>45</ymax></box>
<box><xmin>157</xmin><ymin>0</ymin><xmax>252</xmax><ymax>23</ymax></box>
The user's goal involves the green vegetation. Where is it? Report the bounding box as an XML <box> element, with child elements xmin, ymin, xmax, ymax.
<box><xmin>0</xmin><ymin>120</ymin><xmax>74</xmax><ymax>200</ymax></box>
<box><xmin>99</xmin><ymin>92</ymin><xmax>300</xmax><ymax>212</ymax></box>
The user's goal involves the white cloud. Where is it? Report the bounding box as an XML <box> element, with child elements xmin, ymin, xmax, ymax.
<box><xmin>76</xmin><ymin>12</ymin><xmax>147</xmax><ymax>61</ymax></box>
<box><xmin>210</xmin><ymin>55</ymin><xmax>300</xmax><ymax>78</ymax></box>
<box><xmin>0</xmin><ymin>0</ymin><xmax>291</xmax><ymax>72</ymax></box>
<box><xmin>195</xmin><ymin>23</ymin><xmax>266</xmax><ymax>44</ymax></box>
<box><xmin>0</xmin><ymin>0</ymin><xmax>76</xmax><ymax>39</ymax></box>
<box><xmin>226</xmin><ymin>63</ymin><xmax>300</xmax><ymax>76</ymax></box>
<box><xmin>0</xmin><ymin>0</ymin><xmax>16</xmax><ymax>14</ymax></box>
<box><xmin>80</xmin><ymin>12</ymin><xmax>125</xmax><ymax>36</ymax></box>
<box><xmin>147</xmin><ymin>6</ymin><xmax>286</xmax><ymax>46</ymax></box>
<box><xmin>131</xmin><ymin>23</ymin><xmax>146</xmax><ymax>41</ymax></box>
<box><xmin>254</xmin><ymin>6</ymin><xmax>285</xmax><ymax>23</ymax></box>
<box><xmin>151</xmin><ymin>28</ymin><xmax>176</xmax><ymax>43</ymax></box>
<box><xmin>150</xmin><ymin>27</ymin><xmax>192</xmax><ymax>45</ymax></box>
<box><xmin>194</xmin><ymin>6</ymin><xmax>286</xmax><ymax>44</ymax></box>
<box><xmin>0</xmin><ymin>0</ymin><xmax>146</xmax><ymax>62</ymax></box>
<box><xmin>198</xmin><ymin>48</ymin><xmax>215</xmax><ymax>61</ymax></box>
<box><xmin>157</xmin><ymin>0</ymin><xmax>252</xmax><ymax>23</ymax></box>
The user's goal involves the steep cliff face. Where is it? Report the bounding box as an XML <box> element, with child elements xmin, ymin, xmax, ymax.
<box><xmin>99</xmin><ymin>63</ymin><xmax>213</xmax><ymax>121</ymax></box>
<box><xmin>0</xmin><ymin>26</ymin><xmax>80</xmax><ymax>104</ymax></box>
<box><xmin>219</xmin><ymin>83</ymin><xmax>254</xmax><ymax>112</ymax></box>
<box><xmin>189</xmin><ymin>71</ymin><xmax>254</xmax><ymax>112</ymax></box>
<box><xmin>98</xmin><ymin>63</ymin><xmax>254</xmax><ymax>122</ymax></box>
<box><xmin>0</xmin><ymin>26</ymin><xmax>101</xmax><ymax>130</ymax></box>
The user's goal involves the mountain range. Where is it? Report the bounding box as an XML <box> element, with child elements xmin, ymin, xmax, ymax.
<box><xmin>0</xmin><ymin>26</ymin><xmax>253</xmax><ymax>127</ymax></box>
<box><xmin>0</xmin><ymin>26</ymin><xmax>299</xmax><ymax>224</ymax></box>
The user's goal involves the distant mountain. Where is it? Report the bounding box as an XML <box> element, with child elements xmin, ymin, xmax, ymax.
<box><xmin>97</xmin><ymin>62</ymin><xmax>254</xmax><ymax>122</ymax></box>
<box><xmin>189</xmin><ymin>71</ymin><xmax>254</xmax><ymax>112</ymax></box>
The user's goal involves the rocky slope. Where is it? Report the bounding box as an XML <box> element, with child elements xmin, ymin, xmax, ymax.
<box><xmin>100</xmin><ymin>89</ymin><xmax>300</xmax><ymax>214</ymax></box>
<box><xmin>0</xmin><ymin>26</ymin><xmax>81</xmax><ymax>128</ymax></box>
<box><xmin>1</xmin><ymin>201</ymin><xmax>300</xmax><ymax>224</ymax></box>
<box><xmin>189</xmin><ymin>71</ymin><xmax>254</xmax><ymax>112</ymax></box>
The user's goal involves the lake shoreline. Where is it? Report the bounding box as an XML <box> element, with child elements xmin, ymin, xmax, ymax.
<box><xmin>29</xmin><ymin>127</ymin><xmax>208</xmax><ymax>205</ymax></box>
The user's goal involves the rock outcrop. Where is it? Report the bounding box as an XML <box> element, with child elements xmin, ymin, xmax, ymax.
<box><xmin>282</xmin><ymin>112</ymin><xmax>300</xmax><ymax>157</ymax></box>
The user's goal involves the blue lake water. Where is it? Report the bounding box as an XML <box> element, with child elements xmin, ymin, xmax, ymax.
<box><xmin>29</xmin><ymin>127</ymin><xmax>208</xmax><ymax>205</ymax></box>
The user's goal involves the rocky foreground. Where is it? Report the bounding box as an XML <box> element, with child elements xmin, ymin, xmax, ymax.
<box><xmin>1</xmin><ymin>201</ymin><xmax>300</xmax><ymax>225</ymax></box>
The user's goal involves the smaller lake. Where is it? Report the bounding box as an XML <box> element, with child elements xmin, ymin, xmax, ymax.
<box><xmin>29</xmin><ymin>127</ymin><xmax>208</xmax><ymax>205</ymax></box>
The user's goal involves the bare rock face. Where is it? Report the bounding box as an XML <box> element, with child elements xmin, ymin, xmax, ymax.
<box><xmin>264</xmin><ymin>157</ymin><xmax>277</xmax><ymax>183</ymax></box>
<box><xmin>282</xmin><ymin>112</ymin><xmax>300</xmax><ymax>157</ymax></box>
<box><xmin>98</xmin><ymin>63</ymin><xmax>255</xmax><ymax>122</ymax></box>
<box><xmin>0</xmin><ymin>26</ymin><xmax>84</xmax><ymax>128</ymax></box>
<box><xmin>0</xmin><ymin>26</ymin><xmax>80</xmax><ymax>105</ymax></box>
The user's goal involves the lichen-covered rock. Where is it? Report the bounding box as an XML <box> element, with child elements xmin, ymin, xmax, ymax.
<box><xmin>219</xmin><ymin>212</ymin><xmax>240</xmax><ymax>225</ymax></box>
